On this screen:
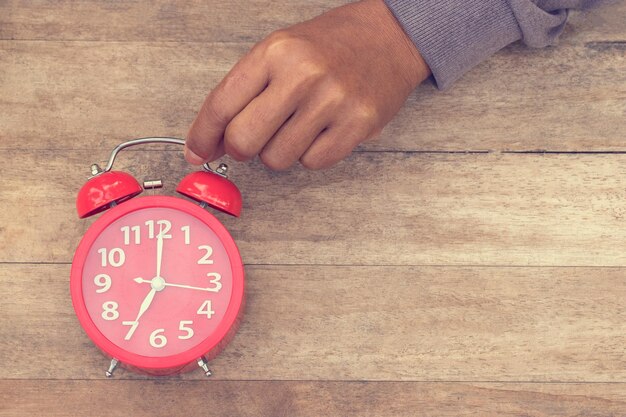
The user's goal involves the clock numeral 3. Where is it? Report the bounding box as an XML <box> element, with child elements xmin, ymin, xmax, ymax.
<box><xmin>197</xmin><ymin>300</ymin><xmax>215</xmax><ymax>319</ymax></box>
<box><xmin>101</xmin><ymin>301</ymin><xmax>119</xmax><ymax>320</ymax></box>
<box><xmin>207</xmin><ymin>272</ymin><xmax>222</xmax><ymax>292</ymax></box>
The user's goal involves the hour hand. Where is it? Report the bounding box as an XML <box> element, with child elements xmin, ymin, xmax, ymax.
<box><xmin>134</xmin><ymin>288</ymin><xmax>157</xmax><ymax>322</ymax></box>
<box><xmin>123</xmin><ymin>287</ymin><xmax>157</xmax><ymax>340</ymax></box>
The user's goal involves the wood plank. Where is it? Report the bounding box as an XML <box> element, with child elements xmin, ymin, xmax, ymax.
<box><xmin>3</xmin><ymin>151</ymin><xmax>626</xmax><ymax>266</ymax></box>
<box><xmin>1</xmin><ymin>380</ymin><xmax>625</xmax><ymax>417</ymax></box>
<box><xmin>0</xmin><ymin>40</ymin><xmax>624</xmax><ymax>152</ymax></box>
<box><xmin>2</xmin><ymin>264</ymin><xmax>625</xmax><ymax>381</ymax></box>
<box><xmin>1</xmin><ymin>0</ymin><xmax>623</xmax><ymax>43</ymax></box>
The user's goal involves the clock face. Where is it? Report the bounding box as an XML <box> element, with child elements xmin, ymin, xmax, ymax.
<box><xmin>71</xmin><ymin>196</ymin><xmax>244</xmax><ymax>370</ymax></box>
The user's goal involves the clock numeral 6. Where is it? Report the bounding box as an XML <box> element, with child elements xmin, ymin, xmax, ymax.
<box><xmin>178</xmin><ymin>320</ymin><xmax>194</xmax><ymax>340</ymax></box>
<box><xmin>94</xmin><ymin>273</ymin><xmax>112</xmax><ymax>293</ymax></box>
<box><xmin>197</xmin><ymin>300</ymin><xmax>215</xmax><ymax>319</ymax></box>
<box><xmin>97</xmin><ymin>247</ymin><xmax>125</xmax><ymax>268</ymax></box>
<box><xmin>101</xmin><ymin>301</ymin><xmax>119</xmax><ymax>320</ymax></box>
<box><xmin>149</xmin><ymin>328</ymin><xmax>167</xmax><ymax>348</ymax></box>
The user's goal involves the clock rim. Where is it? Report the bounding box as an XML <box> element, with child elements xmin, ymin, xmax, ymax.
<box><xmin>70</xmin><ymin>195</ymin><xmax>245</xmax><ymax>370</ymax></box>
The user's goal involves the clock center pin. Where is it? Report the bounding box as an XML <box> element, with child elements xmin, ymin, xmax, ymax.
<box><xmin>151</xmin><ymin>276</ymin><xmax>166</xmax><ymax>292</ymax></box>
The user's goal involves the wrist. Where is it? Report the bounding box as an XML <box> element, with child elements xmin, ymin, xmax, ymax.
<box><xmin>355</xmin><ymin>0</ymin><xmax>431</xmax><ymax>89</ymax></box>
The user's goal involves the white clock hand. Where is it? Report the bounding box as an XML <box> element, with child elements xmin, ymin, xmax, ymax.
<box><xmin>155</xmin><ymin>224</ymin><xmax>164</xmax><ymax>278</ymax></box>
<box><xmin>123</xmin><ymin>281</ymin><xmax>162</xmax><ymax>340</ymax></box>
<box><xmin>134</xmin><ymin>288</ymin><xmax>158</xmax><ymax>322</ymax></box>
<box><xmin>134</xmin><ymin>277</ymin><xmax>220</xmax><ymax>293</ymax></box>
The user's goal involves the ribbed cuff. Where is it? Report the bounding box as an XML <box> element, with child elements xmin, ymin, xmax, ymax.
<box><xmin>384</xmin><ymin>0</ymin><xmax>522</xmax><ymax>89</ymax></box>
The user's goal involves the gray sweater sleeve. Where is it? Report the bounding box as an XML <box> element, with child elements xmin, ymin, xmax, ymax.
<box><xmin>384</xmin><ymin>0</ymin><xmax>604</xmax><ymax>89</ymax></box>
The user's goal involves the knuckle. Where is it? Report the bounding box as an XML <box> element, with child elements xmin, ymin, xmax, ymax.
<box><xmin>259</xmin><ymin>150</ymin><xmax>293</xmax><ymax>171</ymax></box>
<box><xmin>296</xmin><ymin>60</ymin><xmax>327</xmax><ymax>83</ymax></box>
<box><xmin>201</xmin><ymin>97</ymin><xmax>229</xmax><ymax>126</ymax></box>
<box><xmin>224</xmin><ymin>123</ymin><xmax>258</xmax><ymax>161</ymax></box>
<box><xmin>263</xmin><ymin>30</ymin><xmax>297</xmax><ymax>59</ymax></box>
<box><xmin>323</xmin><ymin>80</ymin><xmax>349</xmax><ymax>107</ymax></box>
<box><xmin>351</xmin><ymin>102</ymin><xmax>379</xmax><ymax>128</ymax></box>
<box><xmin>220</xmin><ymin>71</ymin><xmax>249</xmax><ymax>95</ymax></box>
<box><xmin>299</xmin><ymin>153</ymin><xmax>326</xmax><ymax>171</ymax></box>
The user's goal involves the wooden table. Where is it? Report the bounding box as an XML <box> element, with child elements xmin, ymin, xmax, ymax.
<box><xmin>1</xmin><ymin>1</ymin><xmax>625</xmax><ymax>415</ymax></box>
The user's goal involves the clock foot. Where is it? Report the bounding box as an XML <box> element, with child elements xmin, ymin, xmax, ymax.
<box><xmin>105</xmin><ymin>358</ymin><xmax>119</xmax><ymax>378</ymax></box>
<box><xmin>197</xmin><ymin>357</ymin><xmax>212</xmax><ymax>377</ymax></box>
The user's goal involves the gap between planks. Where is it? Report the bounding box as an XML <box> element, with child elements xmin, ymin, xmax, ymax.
<box><xmin>2</xmin><ymin>378</ymin><xmax>626</xmax><ymax>384</ymax></box>
<box><xmin>7</xmin><ymin>262</ymin><xmax>626</xmax><ymax>268</ymax></box>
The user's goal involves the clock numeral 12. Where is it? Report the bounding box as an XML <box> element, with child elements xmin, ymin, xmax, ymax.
<box><xmin>145</xmin><ymin>220</ymin><xmax>172</xmax><ymax>239</ymax></box>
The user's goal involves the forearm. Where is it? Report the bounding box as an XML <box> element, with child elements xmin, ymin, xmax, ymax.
<box><xmin>384</xmin><ymin>0</ymin><xmax>607</xmax><ymax>89</ymax></box>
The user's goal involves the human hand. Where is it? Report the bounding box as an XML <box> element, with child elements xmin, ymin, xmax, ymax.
<box><xmin>185</xmin><ymin>0</ymin><xmax>430</xmax><ymax>170</ymax></box>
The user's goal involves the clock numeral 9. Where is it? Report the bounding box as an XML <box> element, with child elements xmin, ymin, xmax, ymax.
<box><xmin>94</xmin><ymin>273</ymin><xmax>112</xmax><ymax>293</ymax></box>
<box><xmin>197</xmin><ymin>300</ymin><xmax>215</xmax><ymax>319</ymax></box>
<box><xmin>149</xmin><ymin>328</ymin><xmax>167</xmax><ymax>348</ymax></box>
<box><xmin>101</xmin><ymin>301</ymin><xmax>119</xmax><ymax>320</ymax></box>
<box><xmin>97</xmin><ymin>247</ymin><xmax>125</xmax><ymax>268</ymax></box>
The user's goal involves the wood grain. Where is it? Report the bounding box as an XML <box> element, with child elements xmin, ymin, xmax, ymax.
<box><xmin>1</xmin><ymin>380</ymin><xmax>625</xmax><ymax>417</ymax></box>
<box><xmin>0</xmin><ymin>40</ymin><xmax>624</xmax><ymax>152</ymax></box>
<box><xmin>1</xmin><ymin>0</ymin><xmax>623</xmax><ymax>43</ymax></box>
<box><xmin>2</xmin><ymin>264</ymin><xmax>624</xmax><ymax>381</ymax></box>
<box><xmin>2</xmin><ymin>2</ymin><xmax>625</xmax><ymax>415</ymax></box>
<box><xmin>3</xmin><ymin>150</ymin><xmax>626</xmax><ymax>266</ymax></box>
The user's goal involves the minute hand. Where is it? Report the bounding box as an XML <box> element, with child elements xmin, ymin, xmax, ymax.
<box><xmin>161</xmin><ymin>282</ymin><xmax>220</xmax><ymax>292</ymax></box>
<box><xmin>133</xmin><ymin>277</ymin><xmax>220</xmax><ymax>293</ymax></box>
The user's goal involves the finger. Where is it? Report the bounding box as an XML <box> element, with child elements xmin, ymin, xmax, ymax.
<box><xmin>258</xmin><ymin>99</ymin><xmax>335</xmax><ymax>170</ymax></box>
<box><xmin>299</xmin><ymin>122</ymin><xmax>373</xmax><ymax>170</ymax></box>
<box><xmin>222</xmin><ymin>79</ymin><xmax>303</xmax><ymax>161</ymax></box>
<box><xmin>185</xmin><ymin>48</ymin><xmax>269</xmax><ymax>164</ymax></box>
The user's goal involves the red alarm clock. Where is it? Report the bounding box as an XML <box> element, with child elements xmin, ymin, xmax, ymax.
<box><xmin>70</xmin><ymin>137</ymin><xmax>244</xmax><ymax>377</ymax></box>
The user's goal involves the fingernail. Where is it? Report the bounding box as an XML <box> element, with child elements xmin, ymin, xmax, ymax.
<box><xmin>184</xmin><ymin>145</ymin><xmax>206</xmax><ymax>165</ymax></box>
